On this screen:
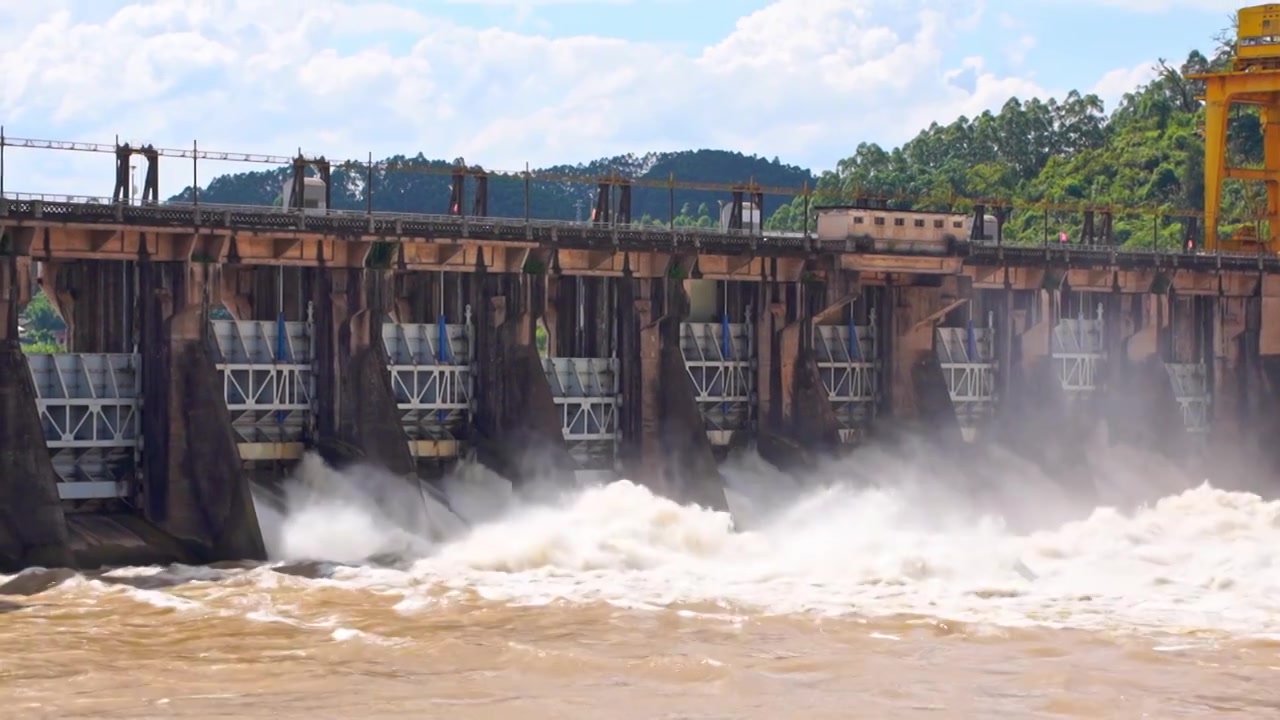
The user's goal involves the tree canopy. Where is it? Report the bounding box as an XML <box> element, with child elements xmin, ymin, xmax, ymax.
<box><xmin>167</xmin><ymin>27</ymin><xmax>1252</xmax><ymax>253</ymax></box>
<box><xmin>170</xmin><ymin>149</ymin><xmax>814</xmax><ymax>228</ymax></box>
<box><xmin>768</xmin><ymin>31</ymin><xmax>1258</xmax><ymax>250</ymax></box>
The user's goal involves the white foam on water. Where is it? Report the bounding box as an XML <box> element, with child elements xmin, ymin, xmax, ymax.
<box><xmin>11</xmin><ymin>439</ymin><xmax>1278</xmax><ymax>641</ymax></box>
<box><xmin>237</xmin><ymin>442</ymin><xmax>1280</xmax><ymax>639</ymax></box>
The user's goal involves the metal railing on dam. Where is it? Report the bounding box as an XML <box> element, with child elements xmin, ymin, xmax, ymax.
<box><xmin>5</xmin><ymin>193</ymin><xmax>1280</xmax><ymax>272</ymax></box>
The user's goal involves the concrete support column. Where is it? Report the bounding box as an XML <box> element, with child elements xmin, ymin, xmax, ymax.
<box><xmin>545</xmin><ymin>275</ymin><xmax>614</xmax><ymax>358</ymax></box>
<box><xmin>1244</xmin><ymin>282</ymin><xmax>1280</xmax><ymax>478</ymax></box>
<box><xmin>1105</xmin><ymin>291</ymin><xmax>1182</xmax><ymax>451</ymax></box>
<box><xmin>616</xmin><ymin>267</ymin><xmax>726</xmax><ymax>511</ymax></box>
<box><xmin>219</xmin><ymin>266</ymin><xmax>256</xmax><ymax>321</ymax></box>
<box><xmin>775</xmin><ymin>295</ymin><xmax>801</xmax><ymax>430</ymax></box>
<box><xmin>469</xmin><ymin>260</ymin><xmax>574</xmax><ymax>483</ymax></box>
<box><xmin>760</xmin><ymin>271</ymin><xmax>850</xmax><ymax>466</ymax></box>
<box><xmin>310</xmin><ymin>266</ymin><xmax>415</xmax><ymax>477</ymax></box>
<box><xmin>885</xmin><ymin>278</ymin><xmax>965</xmax><ymax>435</ymax></box>
<box><xmin>616</xmin><ymin>273</ymin><xmax>656</xmax><ymax>479</ymax></box>
<box><xmin>0</xmin><ymin>240</ymin><xmax>33</xmax><ymax>344</ymax></box>
<box><xmin>756</xmin><ymin>278</ymin><xmax>799</xmax><ymax>466</ymax></box>
<box><xmin>42</xmin><ymin>259</ymin><xmax>136</xmax><ymax>352</ymax></box>
<box><xmin>989</xmin><ymin>283</ymin><xmax>1073</xmax><ymax>466</ymax></box>
<box><xmin>391</xmin><ymin>271</ymin><xmax>471</xmax><ymax>325</ymax></box>
<box><xmin>996</xmin><ymin>284</ymin><xmax>1014</xmax><ymax>404</ymax></box>
<box><xmin>1209</xmin><ymin>295</ymin><xmax>1249</xmax><ymax>454</ymax></box>
<box><xmin>247</xmin><ymin>266</ymin><xmax>308</xmax><ymax>321</ymax></box>
<box><xmin>0</xmin><ymin>231</ymin><xmax>73</xmax><ymax>571</ymax></box>
<box><xmin>136</xmin><ymin>253</ymin><xmax>265</xmax><ymax>563</ymax></box>
<box><xmin>754</xmin><ymin>281</ymin><xmax>783</xmax><ymax>434</ymax></box>
<box><xmin>1099</xmin><ymin>290</ymin><xmax>1122</xmax><ymax>384</ymax></box>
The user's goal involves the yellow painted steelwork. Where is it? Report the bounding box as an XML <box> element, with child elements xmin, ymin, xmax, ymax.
<box><xmin>1191</xmin><ymin>5</ymin><xmax>1280</xmax><ymax>252</ymax></box>
<box><xmin>1237</xmin><ymin>4</ymin><xmax>1280</xmax><ymax>70</ymax></box>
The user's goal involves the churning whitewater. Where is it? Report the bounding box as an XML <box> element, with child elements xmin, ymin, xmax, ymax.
<box><xmin>6</xmin><ymin>443</ymin><xmax>1280</xmax><ymax>718</ymax></box>
<box><xmin>220</xmin><ymin>445</ymin><xmax>1280</xmax><ymax>640</ymax></box>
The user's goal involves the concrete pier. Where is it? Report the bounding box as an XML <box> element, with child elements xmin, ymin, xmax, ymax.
<box><xmin>470</xmin><ymin>261</ymin><xmax>578</xmax><ymax>484</ymax></box>
<box><xmin>0</xmin><ymin>250</ymin><xmax>73</xmax><ymax>571</ymax></box>
<box><xmin>310</xmin><ymin>267</ymin><xmax>418</xmax><ymax>477</ymax></box>
<box><xmin>135</xmin><ymin>257</ymin><xmax>265</xmax><ymax>563</ymax></box>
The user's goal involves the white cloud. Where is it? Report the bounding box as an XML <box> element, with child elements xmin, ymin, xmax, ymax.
<box><xmin>1091</xmin><ymin>61</ymin><xmax>1161</xmax><ymax>108</ymax></box>
<box><xmin>0</xmin><ymin>0</ymin><xmax>1153</xmax><ymax>198</ymax></box>
<box><xmin>1068</xmin><ymin>0</ymin><xmax>1237</xmax><ymax>11</ymax></box>
<box><xmin>1006</xmin><ymin>34</ymin><xmax>1037</xmax><ymax>66</ymax></box>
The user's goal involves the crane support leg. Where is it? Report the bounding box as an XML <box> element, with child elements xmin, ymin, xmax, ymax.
<box><xmin>1192</xmin><ymin>69</ymin><xmax>1280</xmax><ymax>253</ymax></box>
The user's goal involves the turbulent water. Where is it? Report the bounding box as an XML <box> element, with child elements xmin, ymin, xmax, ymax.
<box><xmin>4</xmin><ymin>441</ymin><xmax>1280</xmax><ymax>718</ymax></box>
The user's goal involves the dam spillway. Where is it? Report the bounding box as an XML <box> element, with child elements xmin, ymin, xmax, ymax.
<box><xmin>0</xmin><ymin>150</ymin><xmax>1274</xmax><ymax>571</ymax></box>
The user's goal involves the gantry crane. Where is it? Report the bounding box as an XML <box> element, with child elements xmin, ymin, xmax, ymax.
<box><xmin>1191</xmin><ymin>4</ymin><xmax>1280</xmax><ymax>252</ymax></box>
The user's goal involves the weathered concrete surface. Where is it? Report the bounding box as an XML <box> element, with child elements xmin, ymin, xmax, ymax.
<box><xmin>1104</xmin><ymin>357</ymin><xmax>1186</xmax><ymax>456</ymax></box>
<box><xmin>654</xmin><ymin>272</ymin><xmax>730</xmax><ymax>511</ymax></box>
<box><xmin>334</xmin><ymin>346</ymin><xmax>416</xmax><ymax>473</ymax></box>
<box><xmin>615</xmin><ymin>271</ymin><xmax>729</xmax><ymax>511</ymax></box>
<box><xmin>758</xmin><ymin>348</ymin><xmax>844</xmax><ymax>471</ymax></box>
<box><xmin>138</xmin><ymin>260</ymin><xmax>266</xmax><ymax>563</ymax></box>
<box><xmin>757</xmin><ymin>278</ymin><xmax>845</xmax><ymax>469</ymax></box>
<box><xmin>474</xmin><ymin>334</ymin><xmax>575</xmax><ymax>482</ymax></box>
<box><xmin>1210</xmin><ymin>296</ymin><xmax>1250</xmax><ymax>450</ymax></box>
<box><xmin>1200</xmin><ymin>295</ymin><xmax>1280</xmax><ymax>489</ymax></box>
<box><xmin>0</xmin><ymin>343</ymin><xmax>74</xmax><ymax>572</ymax></box>
<box><xmin>1190</xmin><ymin>294</ymin><xmax>1280</xmax><ymax>489</ymax></box>
<box><xmin>65</xmin><ymin>514</ymin><xmax>197</xmax><ymax>570</ymax></box>
<box><xmin>657</xmin><ymin>342</ymin><xmax>730</xmax><ymax>511</ymax></box>
<box><xmin>1093</xmin><ymin>293</ymin><xmax>1186</xmax><ymax>457</ymax></box>
<box><xmin>911</xmin><ymin>353</ymin><xmax>966</xmax><ymax>443</ymax></box>
<box><xmin>1243</xmin><ymin>356</ymin><xmax>1280</xmax><ymax>484</ymax></box>
<box><xmin>0</xmin><ymin>246</ymin><xmax>74</xmax><ymax>571</ymax></box>
<box><xmin>792</xmin><ymin>351</ymin><xmax>845</xmax><ymax>451</ymax></box>
<box><xmin>311</xmin><ymin>268</ymin><xmax>416</xmax><ymax>478</ymax></box>
<box><xmin>471</xmin><ymin>273</ymin><xmax>577</xmax><ymax>484</ymax></box>
<box><xmin>988</xmin><ymin>288</ymin><xmax>1078</xmax><ymax>469</ymax></box>
<box><xmin>42</xmin><ymin>260</ymin><xmax>134</xmax><ymax>353</ymax></box>
<box><xmin>992</xmin><ymin>358</ymin><xmax>1077</xmax><ymax>470</ymax></box>
<box><xmin>888</xmin><ymin>281</ymin><xmax>968</xmax><ymax>439</ymax></box>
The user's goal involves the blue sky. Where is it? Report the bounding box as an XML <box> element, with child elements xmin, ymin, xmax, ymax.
<box><xmin>0</xmin><ymin>0</ymin><xmax>1242</xmax><ymax>197</ymax></box>
<box><xmin>424</xmin><ymin>0</ymin><xmax>1234</xmax><ymax>101</ymax></box>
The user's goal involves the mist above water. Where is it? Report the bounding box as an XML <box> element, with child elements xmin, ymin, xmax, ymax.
<box><xmin>246</xmin><ymin>434</ymin><xmax>1280</xmax><ymax>637</ymax></box>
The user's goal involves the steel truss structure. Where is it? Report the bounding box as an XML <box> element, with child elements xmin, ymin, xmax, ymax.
<box><xmin>813</xmin><ymin>322</ymin><xmax>879</xmax><ymax>443</ymax></box>
<box><xmin>211</xmin><ymin>318</ymin><xmax>314</xmax><ymax>453</ymax></box>
<box><xmin>381</xmin><ymin>318</ymin><xmax>473</xmax><ymax>458</ymax></box>
<box><xmin>935</xmin><ymin>324</ymin><xmax>997</xmax><ymax>441</ymax></box>
<box><xmin>542</xmin><ymin>357</ymin><xmax>620</xmax><ymax>470</ymax></box>
<box><xmin>680</xmin><ymin>321</ymin><xmax>755</xmax><ymax>446</ymax></box>
<box><xmin>26</xmin><ymin>352</ymin><xmax>140</xmax><ymax>501</ymax></box>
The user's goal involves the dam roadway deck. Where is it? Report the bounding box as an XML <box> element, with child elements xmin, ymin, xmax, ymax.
<box><xmin>3</xmin><ymin>195</ymin><xmax>1280</xmax><ymax>274</ymax></box>
<box><xmin>5</xmin><ymin>191</ymin><xmax>1280</xmax><ymax>573</ymax></box>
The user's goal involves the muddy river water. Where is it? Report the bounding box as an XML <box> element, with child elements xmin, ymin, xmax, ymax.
<box><xmin>3</xmin><ymin>450</ymin><xmax>1280</xmax><ymax>718</ymax></box>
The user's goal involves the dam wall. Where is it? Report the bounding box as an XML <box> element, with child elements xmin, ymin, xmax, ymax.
<box><xmin>2</xmin><ymin>206</ymin><xmax>1278</xmax><ymax>570</ymax></box>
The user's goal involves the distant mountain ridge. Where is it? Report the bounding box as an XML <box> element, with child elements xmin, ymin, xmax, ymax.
<box><xmin>169</xmin><ymin>148</ymin><xmax>816</xmax><ymax>225</ymax></box>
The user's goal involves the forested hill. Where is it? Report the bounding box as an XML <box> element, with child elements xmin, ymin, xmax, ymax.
<box><xmin>168</xmin><ymin>149</ymin><xmax>815</xmax><ymax>225</ymax></box>
<box><xmin>175</xmin><ymin>29</ymin><xmax>1252</xmax><ymax>248</ymax></box>
<box><xmin>769</xmin><ymin>34</ymin><xmax>1252</xmax><ymax>249</ymax></box>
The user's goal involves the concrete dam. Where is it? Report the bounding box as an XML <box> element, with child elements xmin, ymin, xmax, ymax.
<box><xmin>3</xmin><ymin>143</ymin><xmax>1280</xmax><ymax>571</ymax></box>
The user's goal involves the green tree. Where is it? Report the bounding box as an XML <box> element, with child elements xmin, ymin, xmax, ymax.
<box><xmin>175</xmin><ymin>25</ymin><xmax>1246</xmax><ymax>252</ymax></box>
<box><xmin>764</xmin><ymin>31</ymin><xmax>1255</xmax><ymax>251</ymax></box>
<box><xmin>19</xmin><ymin>290</ymin><xmax>66</xmax><ymax>351</ymax></box>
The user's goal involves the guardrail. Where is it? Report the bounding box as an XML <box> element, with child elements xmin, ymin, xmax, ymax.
<box><xmin>3</xmin><ymin>193</ymin><xmax>1280</xmax><ymax>272</ymax></box>
<box><xmin>0</xmin><ymin>194</ymin><xmax>811</xmax><ymax>254</ymax></box>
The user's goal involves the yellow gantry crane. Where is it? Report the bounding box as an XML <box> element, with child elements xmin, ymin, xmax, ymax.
<box><xmin>1192</xmin><ymin>4</ymin><xmax>1280</xmax><ymax>252</ymax></box>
